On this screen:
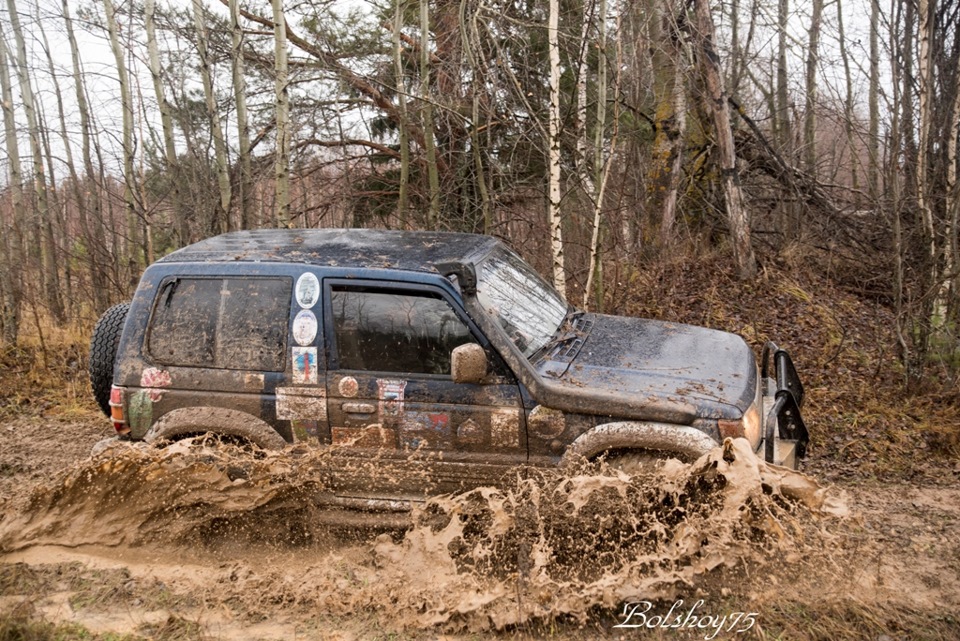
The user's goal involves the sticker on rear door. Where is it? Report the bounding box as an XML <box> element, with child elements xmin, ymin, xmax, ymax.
<box><xmin>292</xmin><ymin>309</ymin><xmax>318</xmax><ymax>346</ymax></box>
<box><xmin>295</xmin><ymin>272</ymin><xmax>320</xmax><ymax>308</ymax></box>
<box><xmin>292</xmin><ymin>347</ymin><xmax>318</xmax><ymax>384</ymax></box>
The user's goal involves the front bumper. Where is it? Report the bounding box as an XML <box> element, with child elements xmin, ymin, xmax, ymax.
<box><xmin>759</xmin><ymin>342</ymin><xmax>809</xmax><ymax>468</ymax></box>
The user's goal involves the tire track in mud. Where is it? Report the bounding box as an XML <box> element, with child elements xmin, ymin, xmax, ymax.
<box><xmin>0</xmin><ymin>437</ymin><xmax>846</xmax><ymax>632</ymax></box>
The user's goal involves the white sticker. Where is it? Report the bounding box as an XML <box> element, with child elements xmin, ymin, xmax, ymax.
<box><xmin>292</xmin><ymin>309</ymin><xmax>318</xmax><ymax>346</ymax></box>
<box><xmin>292</xmin><ymin>347</ymin><xmax>318</xmax><ymax>385</ymax></box>
<box><xmin>295</xmin><ymin>272</ymin><xmax>320</xmax><ymax>308</ymax></box>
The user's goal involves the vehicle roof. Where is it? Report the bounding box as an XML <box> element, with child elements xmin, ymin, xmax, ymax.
<box><xmin>157</xmin><ymin>229</ymin><xmax>501</xmax><ymax>272</ymax></box>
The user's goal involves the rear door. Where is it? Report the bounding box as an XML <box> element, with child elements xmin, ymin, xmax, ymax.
<box><xmin>322</xmin><ymin>279</ymin><xmax>526</xmax><ymax>499</ymax></box>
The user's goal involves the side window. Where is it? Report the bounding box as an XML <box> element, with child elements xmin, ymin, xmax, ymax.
<box><xmin>148</xmin><ymin>277</ymin><xmax>291</xmax><ymax>371</ymax></box>
<box><xmin>331</xmin><ymin>288</ymin><xmax>475</xmax><ymax>375</ymax></box>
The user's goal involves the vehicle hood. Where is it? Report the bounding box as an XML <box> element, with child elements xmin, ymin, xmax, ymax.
<box><xmin>536</xmin><ymin>314</ymin><xmax>757</xmax><ymax>420</ymax></box>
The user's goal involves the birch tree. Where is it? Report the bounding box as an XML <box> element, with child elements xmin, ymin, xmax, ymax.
<box><xmin>229</xmin><ymin>0</ymin><xmax>253</xmax><ymax>230</ymax></box>
<box><xmin>420</xmin><ymin>0</ymin><xmax>440</xmax><ymax>228</ymax></box>
<box><xmin>146</xmin><ymin>0</ymin><xmax>188</xmax><ymax>244</ymax></box>
<box><xmin>868</xmin><ymin>0</ymin><xmax>880</xmax><ymax>199</ymax></box>
<box><xmin>393</xmin><ymin>0</ymin><xmax>410</xmax><ymax>222</ymax></box>
<box><xmin>0</xmin><ymin>29</ymin><xmax>23</xmax><ymax>343</ymax></box>
<box><xmin>803</xmin><ymin>0</ymin><xmax>823</xmax><ymax>174</ymax></box>
<box><xmin>63</xmin><ymin>0</ymin><xmax>109</xmax><ymax>310</ymax></box>
<box><xmin>6</xmin><ymin>0</ymin><xmax>64</xmax><ymax>321</ymax></box>
<box><xmin>192</xmin><ymin>0</ymin><xmax>232</xmax><ymax>232</ymax></box>
<box><xmin>104</xmin><ymin>0</ymin><xmax>140</xmax><ymax>289</ymax></box>
<box><xmin>272</xmin><ymin>0</ymin><xmax>291</xmax><ymax>227</ymax></box>
<box><xmin>547</xmin><ymin>0</ymin><xmax>566</xmax><ymax>296</ymax></box>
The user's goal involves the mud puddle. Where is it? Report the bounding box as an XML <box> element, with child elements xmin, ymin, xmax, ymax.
<box><xmin>0</xmin><ymin>437</ymin><xmax>847</xmax><ymax>634</ymax></box>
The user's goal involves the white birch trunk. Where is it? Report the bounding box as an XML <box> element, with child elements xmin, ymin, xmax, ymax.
<box><xmin>192</xmin><ymin>0</ymin><xmax>232</xmax><ymax>231</ymax></box>
<box><xmin>272</xmin><ymin>0</ymin><xmax>291</xmax><ymax>227</ymax></box>
<box><xmin>6</xmin><ymin>0</ymin><xmax>63</xmax><ymax>319</ymax></box>
<box><xmin>229</xmin><ymin>0</ymin><xmax>253</xmax><ymax>230</ymax></box>
<box><xmin>103</xmin><ymin>0</ymin><xmax>140</xmax><ymax>288</ymax></box>
<box><xmin>548</xmin><ymin>0</ymin><xmax>566</xmax><ymax>297</ymax></box>
<box><xmin>0</xmin><ymin>30</ymin><xmax>23</xmax><ymax>342</ymax></box>
<box><xmin>420</xmin><ymin>0</ymin><xmax>440</xmax><ymax>228</ymax></box>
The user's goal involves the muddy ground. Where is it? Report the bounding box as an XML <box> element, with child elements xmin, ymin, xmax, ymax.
<box><xmin>1</xmin><ymin>411</ymin><xmax>958</xmax><ymax>641</ymax></box>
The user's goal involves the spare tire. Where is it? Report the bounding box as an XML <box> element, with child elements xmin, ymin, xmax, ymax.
<box><xmin>89</xmin><ymin>302</ymin><xmax>130</xmax><ymax>416</ymax></box>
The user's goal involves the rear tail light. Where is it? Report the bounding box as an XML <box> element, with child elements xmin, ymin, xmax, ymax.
<box><xmin>109</xmin><ymin>385</ymin><xmax>130</xmax><ymax>435</ymax></box>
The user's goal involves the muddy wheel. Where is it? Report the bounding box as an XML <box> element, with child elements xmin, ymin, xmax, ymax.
<box><xmin>89</xmin><ymin>302</ymin><xmax>130</xmax><ymax>417</ymax></box>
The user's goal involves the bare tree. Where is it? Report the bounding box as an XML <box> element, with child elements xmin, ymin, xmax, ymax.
<box><xmin>548</xmin><ymin>0</ymin><xmax>566</xmax><ymax>295</ymax></box>
<box><xmin>0</xmin><ymin>28</ymin><xmax>23</xmax><ymax>343</ymax></box>
<box><xmin>103</xmin><ymin>0</ymin><xmax>140</xmax><ymax>291</ymax></box>
<box><xmin>272</xmin><ymin>0</ymin><xmax>291</xmax><ymax>227</ymax></box>
<box><xmin>6</xmin><ymin>0</ymin><xmax>64</xmax><ymax>320</ymax></box>
<box><xmin>229</xmin><ymin>0</ymin><xmax>253</xmax><ymax>230</ymax></box>
<box><xmin>803</xmin><ymin>0</ymin><xmax>824</xmax><ymax>175</ymax></box>
<box><xmin>693</xmin><ymin>0</ymin><xmax>756</xmax><ymax>279</ymax></box>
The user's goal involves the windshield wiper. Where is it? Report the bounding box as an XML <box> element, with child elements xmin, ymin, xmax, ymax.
<box><xmin>531</xmin><ymin>311</ymin><xmax>589</xmax><ymax>362</ymax></box>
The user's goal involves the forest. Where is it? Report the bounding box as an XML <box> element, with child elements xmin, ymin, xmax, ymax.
<box><xmin>0</xmin><ymin>0</ymin><xmax>956</xmax><ymax>392</ymax></box>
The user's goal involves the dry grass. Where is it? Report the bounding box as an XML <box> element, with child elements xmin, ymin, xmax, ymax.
<box><xmin>0</xmin><ymin>314</ymin><xmax>98</xmax><ymax>421</ymax></box>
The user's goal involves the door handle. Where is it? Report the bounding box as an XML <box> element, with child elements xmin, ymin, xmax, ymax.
<box><xmin>342</xmin><ymin>402</ymin><xmax>375</xmax><ymax>414</ymax></box>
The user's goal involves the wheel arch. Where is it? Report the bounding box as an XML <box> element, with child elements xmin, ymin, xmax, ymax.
<box><xmin>144</xmin><ymin>407</ymin><xmax>288</xmax><ymax>450</ymax></box>
<box><xmin>559</xmin><ymin>421</ymin><xmax>718</xmax><ymax>467</ymax></box>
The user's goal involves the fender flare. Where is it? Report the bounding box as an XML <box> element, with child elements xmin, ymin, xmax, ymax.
<box><xmin>145</xmin><ymin>407</ymin><xmax>288</xmax><ymax>450</ymax></box>
<box><xmin>559</xmin><ymin>421</ymin><xmax>718</xmax><ymax>467</ymax></box>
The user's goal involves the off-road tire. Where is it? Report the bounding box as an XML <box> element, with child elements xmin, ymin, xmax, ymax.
<box><xmin>89</xmin><ymin>302</ymin><xmax>130</xmax><ymax>416</ymax></box>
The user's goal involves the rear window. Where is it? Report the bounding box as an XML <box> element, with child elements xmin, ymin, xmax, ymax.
<box><xmin>147</xmin><ymin>277</ymin><xmax>292</xmax><ymax>371</ymax></box>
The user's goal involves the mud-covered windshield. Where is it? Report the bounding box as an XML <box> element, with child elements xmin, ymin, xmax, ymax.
<box><xmin>475</xmin><ymin>247</ymin><xmax>569</xmax><ymax>357</ymax></box>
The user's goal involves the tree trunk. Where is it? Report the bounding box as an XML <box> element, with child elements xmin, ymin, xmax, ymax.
<box><xmin>192</xmin><ymin>0</ymin><xmax>232</xmax><ymax>233</ymax></box>
<box><xmin>868</xmin><ymin>0</ymin><xmax>880</xmax><ymax>200</ymax></box>
<box><xmin>693</xmin><ymin>0</ymin><xmax>756</xmax><ymax>279</ymax></box>
<box><xmin>836</xmin><ymin>0</ymin><xmax>857</xmax><ymax>193</ymax></box>
<box><xmin>394</xmin><ymin>0</ymin><xmax>410</xmax><ymax>223</ymax></box>
<box><xmin>229</xmin><ymin>0</ymin><xmax>253</xmax><ymax>230</ymax></box>
<box><xmin>63</xmin><ymin>0</ymin><xmax>109</xmax><ymax>312</ymax></box>
<box><xmin>6</xmin><ymin>0</ymin><xmax>64</xmax><ymax>321</ymax></box>
<box><xmin>146</xmin><ymin>0</ymin><xmax>188</xmax><ymax>244</ymax></box>
<box><xmin>103</xmin><ymin>0</ymin><xmax>140</xmax><ymax>293</ymax></box>
<box><xmin>548</xmin><ymin>0</ymin><xmax>566</xmax><ymax>296</ymax></box>
<box><xmin>272</xmin><ymin>0</ymin><xmax>291</xmax><ymax>227</ymax></box>
<box><xmin>420</xmin><ymin>0</ymin><xmax>440</xmax><ymax>228</ymax></box>
<box><xmin>0</xmin><ymin>30</ymin><xmax>23</xmax><ymax>343</ymax></box>
<box><xmin>803</xmin><ymin>0</ymin><xmax>824</xmax><ymax>175</ymax></box>
<box><xmin>647</xmin><ymin>1</ymin><xmax>686</xmax><ymax>246</ymax></box>
<box><xmin>776</xmin><ymin>0</ymin><xmax>790</xmax><ymax>151</ymax></box>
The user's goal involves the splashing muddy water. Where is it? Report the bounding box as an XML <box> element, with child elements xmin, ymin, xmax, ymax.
<box><xmin>0</xmin><ymin>436</ymin><xmax>845</xmax><ymax>631</ymax></box>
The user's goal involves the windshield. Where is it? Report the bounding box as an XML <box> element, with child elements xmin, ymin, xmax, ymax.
<box><xmin>475</xmin><ymin>247</ymin><xmax>569</xmax><ymax>357</ymax></box>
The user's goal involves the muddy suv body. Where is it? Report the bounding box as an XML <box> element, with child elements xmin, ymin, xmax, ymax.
<box><xmin>93</xmin><ymin>230</ymin><xmax>808</xmax><ymax>515</ymax></box>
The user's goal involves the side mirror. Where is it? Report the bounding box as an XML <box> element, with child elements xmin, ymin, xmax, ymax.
<box><xmin>451</xmin><ymin>343</ymin><xmax>488</xmax><ymax>384</ymax></box>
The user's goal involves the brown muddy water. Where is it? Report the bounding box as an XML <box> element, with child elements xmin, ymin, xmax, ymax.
<box><xmin>0</xmin><ymin>436</ymin><xmax>847</xmax><ymax>635</ymax></box>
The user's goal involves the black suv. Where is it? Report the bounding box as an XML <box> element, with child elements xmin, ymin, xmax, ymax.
<box><xmin>90</xmin><ymin>230</ymin><xmax>807</xmax><ymax>516</ymax></box>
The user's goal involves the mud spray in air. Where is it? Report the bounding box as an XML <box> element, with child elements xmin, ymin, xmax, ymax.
<box><xmin>0</xmin><ymin>437</ymin><xmax>846</xmax><ymax>631</ymax></box>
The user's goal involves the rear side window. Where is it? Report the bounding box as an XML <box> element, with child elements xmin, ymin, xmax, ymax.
<box><xmin>148</xmin><ymin>277</ymin><xmax>292</xmax><ymax>371</ymax></box>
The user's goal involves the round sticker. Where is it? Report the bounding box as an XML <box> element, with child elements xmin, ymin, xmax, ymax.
<box><xmin>292</xmin><ymin>309</ymin><xmax>318</xmax><ymax>346</ymax></box>
<box><xmin>338</xmin><ymin>376</ymin><xmax>359</xmax><ymax>398</ymax></box>
<box><xmin>295</xmin><ymin>272</ymin><xmax>320</xmax><ymax>308</ymax></box>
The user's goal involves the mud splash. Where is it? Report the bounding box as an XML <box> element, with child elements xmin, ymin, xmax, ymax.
<box><xmin>0</xmin><ymin>437</ymin><xmax>845</xmax><ymax>631</ymax></box>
